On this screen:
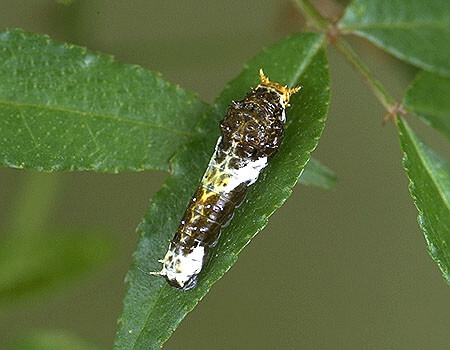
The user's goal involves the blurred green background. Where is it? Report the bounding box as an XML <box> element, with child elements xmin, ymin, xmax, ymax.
<box><xmin>0</xmin><ymin>0</ymin><xmax>449</xmax><ymax>349</ymax></box>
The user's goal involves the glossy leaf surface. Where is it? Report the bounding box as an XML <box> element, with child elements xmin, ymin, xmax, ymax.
<box><xmin>114</xmin><ymin>33</ymin><xmax>330</xmax><ymax>349</ymax></box>
<box><xmin>404</xmin><ymin>71</ymin><xmax>450</xmax><ymax>140</ymax></box>
<box><xmin>0</xmin><ymin>29</ymin><xmax>207</xmax><ymax>173</ymax></box>
<box><xmin>398</xmin><ymin>118</ymin><xmax>450</xmax><ymax>284</ymax></box>
<box><xmin>298</xmin><ymin>157</ymin><xmax>337</xmax><ymax>189</ymax></box>
<box><xmin>339</xmin><ymin>0</ymin><xmax>450</xmax><ymax>77</ymax></box>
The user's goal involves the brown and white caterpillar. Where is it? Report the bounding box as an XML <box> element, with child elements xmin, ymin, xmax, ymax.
<box><xmin>151</xmin><ymin>69</ymin><xmax>300</xmax><ymax>290</ymax></box>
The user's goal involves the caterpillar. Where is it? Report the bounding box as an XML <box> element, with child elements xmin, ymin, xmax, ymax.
<box><xmin>151</xmin><ymin>69</ymin><xmax>300</xmax><ymax>290</ymax></box>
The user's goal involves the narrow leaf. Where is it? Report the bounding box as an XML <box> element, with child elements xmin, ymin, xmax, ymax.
<box><xmin>114</xmin><ymin>32</ymin><xmax>329</xmax><ymax>349</ymax></box>
<box><xmin>404</xmin><ymin>71</ymin><xmax>450</xmax><ymax>140</ymax></box>
<box><xmin>339</xmin><ymin>0</ymin><xmax>450</xmax><ymax>77</ymax></box>
<box><xmin>298</xmin><ymin>157</ymin><xmax>337</xmax><ymax>189</ymax></box>
<box><xmin>0</xmin><ymin>231</ymin><xmax>114</xmax><ymax>303</ymax></box>
<box><xmin>398</xmin><ymin>118</ymin><xmax>450</xmax><ymax>284</ymax></box>
<box><xmin>0</xmin><ymin>29</ymin><xmax>208</xmax><ymax>172</ymax></box>
<box><xmin>8</xmin><ymin>329</ymin><xmax>102</xmax><ymax>350</ymax></box>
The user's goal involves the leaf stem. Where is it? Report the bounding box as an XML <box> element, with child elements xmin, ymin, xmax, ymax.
<box><xmin>333</xmin><ymin>38</ymin><xmax>396</xmax><ymax>110</ymax></box>
<box><xmin>293</xmin><ymin>0</ymin><xmax>330</xmax><ymax>30</ymax></box>
<box><xmin>294</xmin><ymin>0</ymin><xmax>401</xmax><ymax>117</ymax></box>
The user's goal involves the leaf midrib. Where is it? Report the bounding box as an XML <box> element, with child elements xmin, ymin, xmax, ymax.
<box><xmin>407</xmin><ymin>104</ymin><xmax>450</xmax><ymax>127</ymax></box>
<box><xmin>129</xmin><ymin>34</ymin><xmax>326</xmax><ymax>350</ymax></box>
<box><xmin>341</xmin><ymin>19</ymin><xmax>450</xmax><ymax>31</ymax></box>
<box><xmin>0</xmin><ymin>99</ymin><xmax>194</xmax><ymax>138</ymax></box>
<box><xmin>132</xmin><ymin>283</ymin><xmax>168</xmax><ymax>350</ymax></box>
<box><xmin>288</xmin><ymin>35</ymin><xmax>325</xmax><ymax>87</ymax></box>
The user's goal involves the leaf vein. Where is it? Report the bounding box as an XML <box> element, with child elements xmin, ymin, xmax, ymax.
<box><xmin>342</xmin><ymin>19</ymin><xmax>450</xmax><ymax>31</ymax></box>
<box><xmin>132</xmin><ymin>283</ymin><xmax>168</xmax><ymax>350</ymax></box>
<box><xmin>19</xmin><ymin>109</ymin><xmax>38</xmax><ymax>149</ymax></box>
<box><xmin>288</xmin><ymin>35</ymin><xmax>325</xmax><ymax>86</ymax></box>
<box><xmin>0</xmin><ymin>99</ymin><xmax>194</xmax><ymax>138</ymax></box>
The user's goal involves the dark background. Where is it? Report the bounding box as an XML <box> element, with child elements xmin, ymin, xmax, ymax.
<box><xmin>0</xmin><ymin>0</ymin><xmax>449</xmax><ymax>349</ymax></box>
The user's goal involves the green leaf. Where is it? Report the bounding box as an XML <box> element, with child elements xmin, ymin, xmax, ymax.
<box><xmin>0</xmin><ymin>231</ymin><xmax>114</xmax><ymax>303</ymax></box>
<box><xmin>0</xmin><ymin>29</ymin><xmax>208</xmax><ymax>173</ymax></box>
<box><xmin>8</xmin><ymin>329</ymin><xmax>102</xmax><ymax>350</ymax></box>
<box><xmin>114</xmin><ymin>32</ymin><xmax>329</xmax><ymax>349</ymax></box>
<box><xmin>298</xmin><ymin>157</ymin><xmax>337</xmax><ymax>189</ymax></box>
<box><xmin>404</xmin><ymin>71</ymin><xmax>450</xmax><ymax>140</ymax></box>
<box><xmin>398</xmin><ymin>118</ymin><xmax>450</xmax><ymax>284</ymax></box>
<box><xmin>339</xmin><ymin>0</ymin><xmax>450</xmax><ymax>77</ymax></box>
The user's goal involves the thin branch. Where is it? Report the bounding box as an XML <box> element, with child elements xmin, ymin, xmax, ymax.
<box><xmin>293</xmin><ymin>0</ymin><xmax>330</xmax><ymax>30</ymax></box>
<box><xmin>333</xmin><ymin>38</ymin><xmax>396</xmax><ymax>111</ymax></box>
<box><xmin>293</xmin><ymin>0</ymin><xmax>405</xmax><ymax>121</ymax></box>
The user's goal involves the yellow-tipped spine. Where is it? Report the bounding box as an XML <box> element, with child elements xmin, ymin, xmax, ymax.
<box><xmin>258</xmin><ymin>69</ymin><xmax>301</xmax><ymax>104</ymax></box>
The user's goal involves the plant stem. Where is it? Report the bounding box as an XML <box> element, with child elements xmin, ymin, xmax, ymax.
<box><xmin>293</xmin><ymin>0</ymin><xmax>329</xmax><ymax>30</ymax></box>
<box><xmin>333</xmin><ymin>38</ymin><xmax>396</xmax><ymax>110</ymax></box>
<box><xmin>293</xmin><ymin>0</ymin><xmax>399</xmax><ymax>114</ymax></box>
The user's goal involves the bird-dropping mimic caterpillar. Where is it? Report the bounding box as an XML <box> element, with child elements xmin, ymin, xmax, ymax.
<box><xmin>151</xmin><ymin>69</ymin><xmax>300</xmax><ymax>290</ymax></box>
